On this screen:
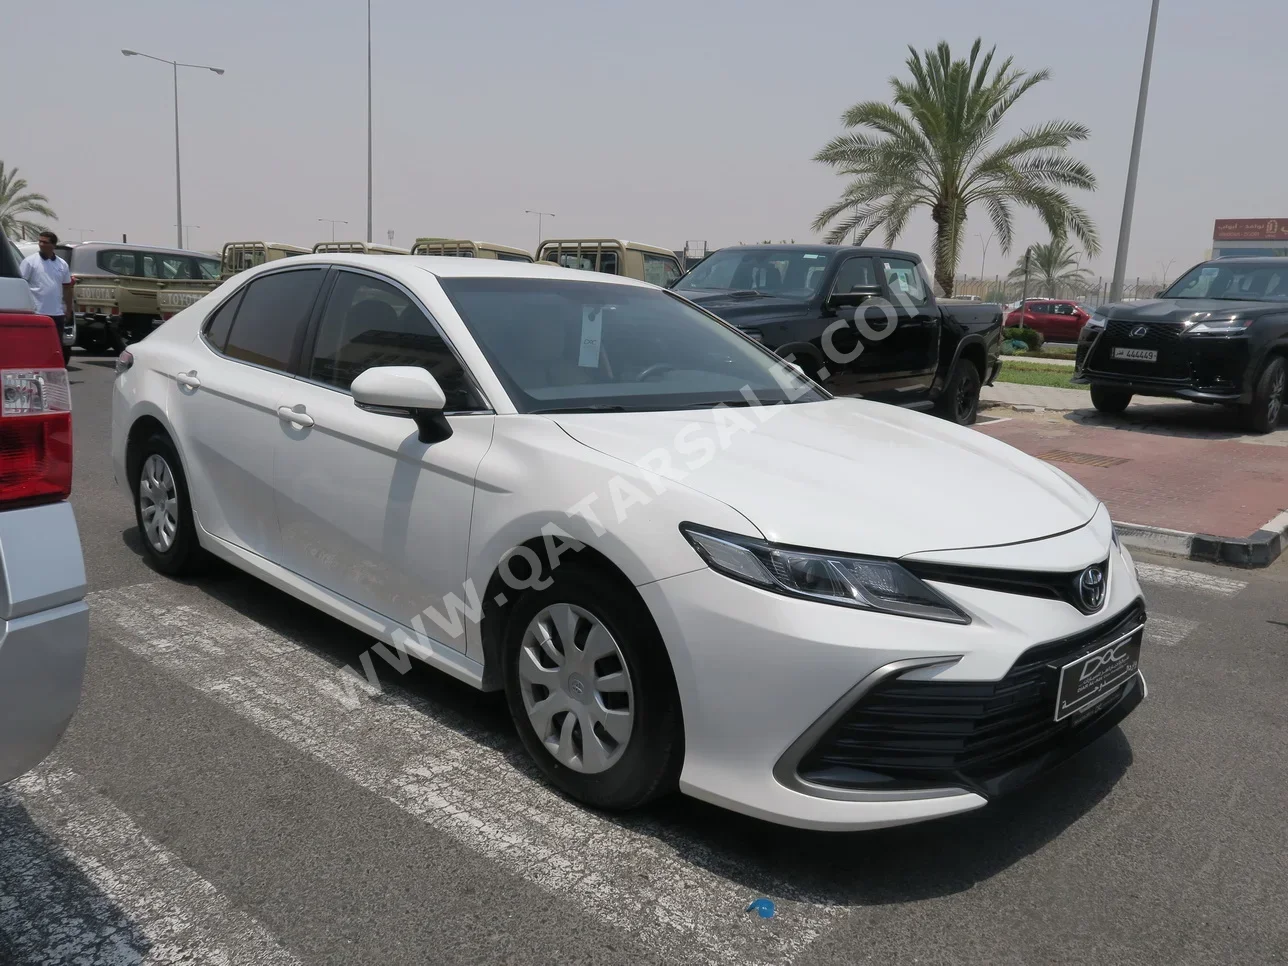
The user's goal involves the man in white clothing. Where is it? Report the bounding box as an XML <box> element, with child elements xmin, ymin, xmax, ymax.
<box><xmin>20</xmin><ymin>231</ymin><xmax>74</xmax><ymax>330</ymax></box>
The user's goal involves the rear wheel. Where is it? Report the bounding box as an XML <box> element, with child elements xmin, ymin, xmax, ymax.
<box><xmin>131</xmin><ymin>432</ymin><xmax>205</xmax><ymax>576</ymax></box>
<box><xmin>502</xmin><ymin>566</ymin><xmax>682</xmax><ymax>811</ymax></box>
<box><xmin>1090</xmin><ymin>385</ymin><xmax>1132</xmax><ymax>414</ymax></box>
<box><xmin>935</xmin><ymin>358</ymin><xmax>981</xmax><ymax>425</ymax></box>
<box><xmin>1240</xmin><ymin>356</ymin><xmax>1286</xmax><ymax>434</ymax></box>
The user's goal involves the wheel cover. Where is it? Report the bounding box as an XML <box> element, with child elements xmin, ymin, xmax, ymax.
<box><xmin>138</xmin><ymin>454</ymin><xmax>180</xmax><ymax>553</ymax></box>
<box><xmin>956</xmin><ymin>374</ymin><xmax>976</xmax><ymax>419</ymax></box>
<box><xmin>518</xmin><ymin>602</ymin><xmax>635</xmax><ymax>774</ymax></box>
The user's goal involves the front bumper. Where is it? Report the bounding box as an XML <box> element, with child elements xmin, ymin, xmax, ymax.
<box><xmin>1075</xmin><ymin>325</ymin><xmax>1253</xmax><ymax>403</ymax></box>
<box><xmin>639</xmin><ymin>511</ymin><xmax>1145</xmax><ymax>830</ymax></box>
<box><xmin>0</xmin><ymin>502</ymin><xmax>89</xmax><ymax>783</ymax></box>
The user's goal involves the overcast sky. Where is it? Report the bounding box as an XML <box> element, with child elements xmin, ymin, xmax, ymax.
<box><xmin>5</xmin><ymin>0</ymin><xmax>1285</xmax><ymax>281</ymax></box>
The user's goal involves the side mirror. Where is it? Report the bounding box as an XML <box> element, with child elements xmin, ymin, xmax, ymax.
<box><xmin>351</xmin><ymin>365</ymin><xmax>452</xmax><ymax>443</ymax></box>
<box><xmin>826</xmin><ymin>283</ymin><xmax>883</xmax><ymax>311</ymax></box>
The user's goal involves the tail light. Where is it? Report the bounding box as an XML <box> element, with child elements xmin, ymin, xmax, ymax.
<box><xmin>0</xmin><ymin>314</ymin><xmax>72</xmax><ymax>509</ymax></box>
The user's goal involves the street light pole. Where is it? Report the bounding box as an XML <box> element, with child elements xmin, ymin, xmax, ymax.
<box><xmin>174</xmin><ymin>224</ymin><xmax>200</xmax><ymax>248</ymax></box>
<box><xmin>318</xmin><ymin>218</ymin><xmax>349</xmax><ymax>242</ymax></box>
<box><xmin>122</xmin><ymin>49</ymin><xmax>224</xmax><ymax>250</ymax></box>
<box><xmin>977</xmin><ymin>232</ymin><xmax>995</xmax><ymax>285</ymax></box>
<box><xmin>1110</xmin><ymin>0</ymin><xmax>1162</xmax><ymax>303</ymax></box>
<box><xmin>366</xmin><ymin>0</ymin><xmax>373</xmax><ymax>243</ymax></box>
<box><xmin>525</xmin><ymin>210</ymin><xmax>555</xmax><ymax>249</ymax></box>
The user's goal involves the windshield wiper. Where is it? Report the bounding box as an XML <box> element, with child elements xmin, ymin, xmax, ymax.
<box><xmin>530</xmin><ymin>404</ymin><xmax>630</xmax><ymax>414</ymax></box>
<box><xmin>679</xmin><ymin>399</ymin><xmax>763</xmax><ymax>409</ymax></box>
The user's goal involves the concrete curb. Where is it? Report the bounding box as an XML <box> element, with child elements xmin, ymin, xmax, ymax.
<box><xmin>1119</xmin><ymin>510</ymin><xmax>1288</xmax><ymax>568</ymax></box>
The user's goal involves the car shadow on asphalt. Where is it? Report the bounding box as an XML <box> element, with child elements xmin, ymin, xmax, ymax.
<box><xmin>1063</xmin><ymin>404</ymin><xmax>1288</xmax><ymax>443</ymax></box>
<box><xmin>0</xmin><ymin>789</ymin><xmax>155</xmax><ymax>961</ymax></box>
<box><xmin>163</xmin><ymin>557</ymin><xmax>1135</xmax><ymax>910</ymax></box>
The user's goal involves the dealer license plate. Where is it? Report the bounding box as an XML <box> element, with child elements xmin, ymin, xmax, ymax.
<box><xmin>1111</xmin><ymin>347</ymin><xmax>1157</xmax><ymax>362</ymax></box>
<box><xmin>1054</xmin><ymin>631</ymin><xmax>1142</xmax><ymax>721</ymax></box>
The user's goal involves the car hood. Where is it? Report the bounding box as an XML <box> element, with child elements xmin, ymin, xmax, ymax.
<box><xmin>677</xmin><ymin>290</ymin><xmax>813</xmax><ymax>326</ymax></box>
<box><xmin>549</xmin><ymin>397</ymin><xmax>1099</xmax><ymax>558</ymax></box>
<box><xmin>1102</xmin><ymin>298</ymin><xmax>1278</xmax><ymax>323</ymax></box>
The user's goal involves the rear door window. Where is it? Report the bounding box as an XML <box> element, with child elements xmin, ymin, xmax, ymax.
<box><xmin>223</xmin><ymin>268</ymin><xmax>325</xmax><ymax>372</ymax></box>
<box><xmin>98</xmin><ymin>250</ymin><xmax>139</xmax><ymax>276</ymax></box>
<box><xmin>881</xmin><ymin>257</ymin><xmax>929</xmax><ymax>306</ymax></box>
<box><xmin>643</xmin><ymin>253</ymin><xmax>683</xmax><ymax>287</ymax></box>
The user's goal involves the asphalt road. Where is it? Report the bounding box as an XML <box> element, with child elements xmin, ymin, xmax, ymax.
<box><xmin>3</xmin><ymin>355</ymin><xmax>1286</xmax><ymax>966</ymax></box>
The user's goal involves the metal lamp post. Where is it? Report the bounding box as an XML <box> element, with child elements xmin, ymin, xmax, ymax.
<box><xmin>977</xmin><ymin>232</ymin><xmax>995</xmax><ymax>288</ymax></box>
<box><xmin>525</xmin><ymin>210</ymin><xmax>555</xmax><ymax>248</ymax></box>
<box><xmin>318</xmin><ymin>218</ymin><xmax>349</xmax><ymax>242</ymax></box>
<box><xmin>1109</xmin><ymin>0</ymin><xmax>1162</xmax><ymax>302</ymax></box>
<box><xmin>122</xmin><ymin>49</ymin><xmax>224</xmax><ymax>250</ymax></box>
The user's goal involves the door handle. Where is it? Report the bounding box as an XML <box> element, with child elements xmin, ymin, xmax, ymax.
<box><xmin>278</xmin><ymin>405</ymin><xmax>314</xmax><ymax>428</ymax></box>
<box><xmin>175</xmin><ymin>371</ymin><xmax>201</xmax><ymax>389</ymax></box>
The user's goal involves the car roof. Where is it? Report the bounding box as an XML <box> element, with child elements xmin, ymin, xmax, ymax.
<box><xmin>716</xmin><ymin>243</ymin><xmax>923</xmax><ymax>261</ymax></box>
<box><xmin>254</xmin><ymin>252</ymin><xmax>658</xmax><ymax>288</ymax></box>
<box><xmin>68</xmin><ymin>241</ymin><xmax>216</xmax><ymax>258</ymax></box>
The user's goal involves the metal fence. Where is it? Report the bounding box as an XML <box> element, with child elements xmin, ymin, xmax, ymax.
<box><xmin>946</xmin><ymin>275</ymin><xmax>1171</xmax><ymax>308</ymax></box>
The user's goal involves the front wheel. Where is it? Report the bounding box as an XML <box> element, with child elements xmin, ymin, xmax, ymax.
<box><xmin>935</xmin><ymin>358</ymin><xmax>981</xmax><ymax>425</ymax></box>
<box><xmin>1240</xmin><ymin>356</ymin><xmax>1286</xmax><ymax>434</ymax></box>
<box><xmin>502</xmin><ymin>566</ymin><xmax>682</xmax><ymax>811</ymax></box>
<box><xmin>1090</xmin><ymin>385</ymin><xmax>1132</xmax><ymax>414</ymax></box>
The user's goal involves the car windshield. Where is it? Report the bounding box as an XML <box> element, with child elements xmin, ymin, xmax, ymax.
<box><xmin>439</xmin><ymin>277</ymin><xmax>827</xmax><ymax>414</ymax></box>
<box><xmin>1162</xmin><ymin>261</ymin><xmax>1288</xmax><ymax>301</ymax></box>
<box><xmin>672</xmin><ymin>250</ymin><xmax>831</xmax><ymax>298</ymax></box>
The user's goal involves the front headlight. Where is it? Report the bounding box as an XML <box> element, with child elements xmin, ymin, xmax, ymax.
<box><xmin>680</xmin><ymin>524</ymin><xmax>971</xmax><ymax>624</ymax></box>
<box><xmin>1188</xmin><ymin>317</ymin><xmax>1254</xmax><ymax>334</ymax></box>
<box><xmin>1083</xmin><ymin>313</ymin><xmax>1107</xmax><ymax>333</ymax></box>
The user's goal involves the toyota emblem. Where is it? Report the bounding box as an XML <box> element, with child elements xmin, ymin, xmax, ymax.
<box><xmin>1078</xmin><ymin>567</ymin><xmax>1106</xmax><ymax>611</ymax></box>
<box><xmin>1129</xmin><ymin>325</ymin><xmax>1148</xmax><ymax>338</ymax></box>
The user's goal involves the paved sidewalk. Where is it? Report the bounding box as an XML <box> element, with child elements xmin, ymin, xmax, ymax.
<box><xmin>975</xmin><ymin>409</ymin><xmax>1288</xmax><ymax>551</ymax></box>
<box><xmin>982</xmin><ymin>382</ymin><xmax>1088</xmax><ymax>409</ymax></box>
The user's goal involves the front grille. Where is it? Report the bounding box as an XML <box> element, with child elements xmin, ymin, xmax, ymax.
<box><xmin>1087</xmin><ymin>321</ymin><xmax>1189</xmax><ymax>379</ymax></box>
<box><xmin>798</xmin><ymin>602</ymin><xmax>1145</xmax><ymax>794</ymax></box>
<box><xmin>900</xmin><ymin>558</ymin><xmax>1111</xmax><ymax>615</ymax></box>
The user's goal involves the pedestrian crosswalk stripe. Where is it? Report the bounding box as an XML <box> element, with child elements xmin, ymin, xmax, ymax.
<box><xmin>1135</xmin><ymin>562</ymin><xmax>1247</xmax><ymax>597</ymax></box>
<box><xmin>88</xmin><ymin>582</ymin><xmax>843</xmax><ymax>966</ymax></box>
<box><xmin>1147</xmin><ymin>613</ymin><xmax>1199</xmax><ymax>648</ymax></box>
<box><xmin>0</xmin><ymin>764</ymin><xmax>302</xmax><ymax>966</ymax></box>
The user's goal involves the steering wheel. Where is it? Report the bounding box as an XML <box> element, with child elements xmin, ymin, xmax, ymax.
<box><xmin>636</xmin><ymin>363</ymin><xmax>675</xmax><ymax>382</ymax></box>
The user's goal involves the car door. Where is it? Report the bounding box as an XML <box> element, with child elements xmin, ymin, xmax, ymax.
<box><xmin>865</xmin><ymin>256</ymin><xmax>940</xmax><ymax>397</ymax></box>
<box><xmin>177</xmin><ymin>266</ymin><xmax>326</xmax><ymax>559</ymax></box>
<box><xmin>1048</xmin><ymin>302</ymin><xmax>1080</xmax><ymax>341</ymax></box>
<box><xmin>273</xmin><ymin>268</ymin><xmax>495</xmax><ymax>653</ymax></box>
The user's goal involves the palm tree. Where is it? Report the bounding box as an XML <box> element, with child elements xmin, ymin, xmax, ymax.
<box><xmin>1006</xmin><ymin>238</ymin><xmax>1091</xmax><ymax>298</ymax></box>
<box><xmin>811</xmin><ymin>39</ymin><xmax>1099</xmax><ymax>297</ymax></box>
<box><xmin>0</xmin><ymin>163</ymin><xmax>57</xmax><ymax>241</ymax></box>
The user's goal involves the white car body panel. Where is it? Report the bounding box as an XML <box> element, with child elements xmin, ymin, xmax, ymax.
<box><xmin>110</xmin><ymin>254</ymin><xmax>1147</xmax><ymax>831</ymax></box>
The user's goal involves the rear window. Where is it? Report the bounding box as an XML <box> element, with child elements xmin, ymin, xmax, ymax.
<box><xmin>223</xmin><ymin>269</ymin><xmax>324</xmax><ymax>371</ymax></box>
<box><xmin>197</xmin><ymin>257</ymin><xmax>220</xmax><ymax>279</ymax></box>
<box><xmin>495</xmin><ymin>251</ymin><xmax>532</xmax><ymax>262</ymax></box>
<box><xmin>643</xmin><ymin>253</ymin><xmax>683</xmax><ymax>287</ymax></box>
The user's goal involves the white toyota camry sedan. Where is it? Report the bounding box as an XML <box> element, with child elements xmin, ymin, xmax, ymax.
<box><xmin>111</xmin><ymin>254</ymin><xmax>1147</xmax><ymax>831</ymax></box>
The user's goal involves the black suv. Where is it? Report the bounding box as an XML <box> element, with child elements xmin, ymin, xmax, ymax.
<box><xmin>1075</xmin><ymin>257</ymin><xmax>1288</xmax><ymax>432</ymax></box>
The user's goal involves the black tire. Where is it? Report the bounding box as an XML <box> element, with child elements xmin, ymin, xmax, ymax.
<box><xmin>1090</xmin><ymin>385</ymin><xmax>1132</xmax><ymax>414</ymax></box>
<box><xmin>1240</xmin><ymin>356</ymin><xmax>1286</xmax><ymax>434</ymax></box>
<box><xmin>502</xmin><ymin>565</ymin><xmax>683</xmax><ymax>811</ymax></box>
<box><xmin>935</xmin><ymin>358</ymin><xmax>981</xmax><ymax>425</ymax></box>
<box><xmin>130</xmin><ymin>432</ymin><xmax>206</xmax><ymax>576</ymax></box>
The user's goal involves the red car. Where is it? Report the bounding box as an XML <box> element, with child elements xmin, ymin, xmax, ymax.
<box><xmin>1004</xmin><ymin>299</ymin><xmax>1092</xmax><ymax>343</ymax></box>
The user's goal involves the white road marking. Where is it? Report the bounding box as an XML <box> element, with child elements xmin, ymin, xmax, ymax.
<box><xmin>0</xmin><ymin>764</ymin><xmax>301</xmax><ymax>966</ymax></box>
<box><xmin>1135</xmin><ymin>562</ymin><xmax>1247</xmax><ymax>597</ymax></box>
<box><xmin>88</xmin><ymin>584</ymin><xmax>842</xmax><ymax>966</ymax></box>
<box><xmin>1147</xmin><ymin>613</ymin><xmax>1199</xmax><ymax>648</ymax></box>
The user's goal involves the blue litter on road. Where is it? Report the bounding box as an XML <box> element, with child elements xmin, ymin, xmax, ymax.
<box><xmin>745</xmin><ymin>898</ymin><xmax>776</xmax><ymax>918</ymax></box>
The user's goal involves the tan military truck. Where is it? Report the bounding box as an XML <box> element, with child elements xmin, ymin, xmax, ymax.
<box><xmin>535</xmin><ymin>239</ymin><xmax>683</xmax><ymax>287</ymax></box>
<box><xmin>311</xmin><ymin>241</ymin><xmax>409</xmax><ymax>255</ymax></box>
<box><xmin>221</xmin><ymin>241</ymin><xmax>310</xmax><ymax>280</ymax></box>
<box><xmin>60</xmin><ymin>242</ymin><xmax>221</xmax><ymax>353</ymax></box>
<box><xmin>411</xmin><ymin>238</ymin><xmax>534</xmax><ymax>262</ymax></box>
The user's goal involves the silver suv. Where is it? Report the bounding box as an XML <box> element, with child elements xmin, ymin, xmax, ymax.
<box><xmin>0</xmin><ymin>232</ymin><xmax>88</xmax><ymax>782</ymax></box>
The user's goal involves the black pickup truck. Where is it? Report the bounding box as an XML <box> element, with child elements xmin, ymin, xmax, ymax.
<box><xmin>1074</xmin><ymin>256</ymin><xmax>1288</xmax><ymax>433</ymax></box>
<box><xmin>671</xmin><ymin>245</ymin><xmax>1003</xmax><ymax>424</ymax></box>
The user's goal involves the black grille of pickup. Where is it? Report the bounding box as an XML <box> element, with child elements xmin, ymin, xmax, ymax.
<box><xmin>1087</xmin><ymin>321</ymin><xmax>1189</xmax><ymax>379</ymax></box>
<box><xmin>797</xmin><ymin>602</ymin><xmax>1145</xmax><ymax>794</ymax></box>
